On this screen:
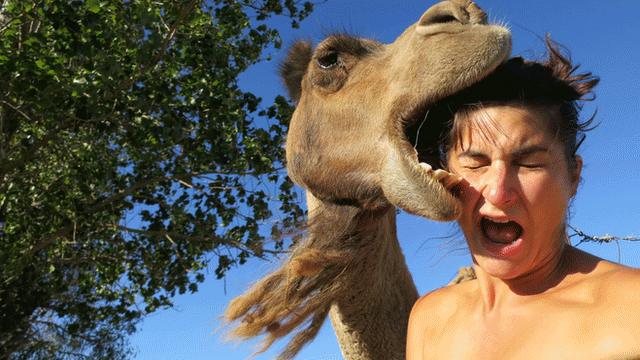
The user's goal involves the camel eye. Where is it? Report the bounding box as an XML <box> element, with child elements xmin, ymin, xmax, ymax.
<box><xmin>317</xmin><ymin>51</ymin><xmax>339</xmax><ymax>69</ymax></box>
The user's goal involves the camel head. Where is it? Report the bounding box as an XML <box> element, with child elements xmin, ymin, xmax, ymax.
<box><xmin>282</xmin><ymin>0</ymin><xmax>511</xmax><ymax>220</ymax></box>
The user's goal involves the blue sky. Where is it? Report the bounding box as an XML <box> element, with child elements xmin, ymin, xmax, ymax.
<box><xmin>131</xmin><ymin>1</ymin><xmax>640</xmax><ymax>359</ymax></box>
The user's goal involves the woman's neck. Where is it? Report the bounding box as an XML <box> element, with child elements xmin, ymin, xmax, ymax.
<box><xmin>474</xmin><ymin>239</ymin><xmax>570</xmax><ymax>313</ymax></box>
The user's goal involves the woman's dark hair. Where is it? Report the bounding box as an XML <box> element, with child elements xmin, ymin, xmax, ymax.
<box><xmin>433</xmin><ymin>36</ymin><xmax>600</xmax><ymax>170</ymax></box>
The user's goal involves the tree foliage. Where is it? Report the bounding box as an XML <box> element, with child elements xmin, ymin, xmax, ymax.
<box><xmin>0</xmin><ymin>0</ymin><xmax>310</xmax><ymax>358</ymax></box>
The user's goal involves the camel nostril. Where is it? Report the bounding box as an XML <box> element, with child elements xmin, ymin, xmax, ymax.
<box><xmin>427</xmin><ymin>14</ymin><xmax>459</xmax><ymax>25</ymax></box>
<box><xmin>418</xmin><ymin>1</ymin><xmax>469</xmax><ymax>28</ymax></box>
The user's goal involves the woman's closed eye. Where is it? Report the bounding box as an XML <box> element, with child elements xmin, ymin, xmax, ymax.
<box><xmin>515</xmin><ymin>155</ymin><xmax>549</xmax><ymax>169</ymax></box>
<box><xmin>517</xmin><ymin>162</ymin><xmax>545</xmax><ymax>169</ymax></box>
<box><xmin>456</xmin><ymin>152</ymin><xmax>490</xmax><ymax>170</ymax></box>
<box><xmin>463</xmin><ymin>163</ymin><xmax>487</xmax><ymax>170</ymax></box>
<box><xmin>512</xmin><ymin>147</ymin><xmax>551</xmax><ymax>169</ymax></box>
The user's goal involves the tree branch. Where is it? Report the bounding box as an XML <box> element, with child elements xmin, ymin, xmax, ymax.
<box><xmin>28</xmin><ymin>165</ymin><xmax>287</xmax><ymax>255</ymax></box>
<box><xmin>116</xmin><ymin>224</ymin><xmax>284</xmax><ymax>256</ymax></box>
<box><xmin>1</xmin><ymin>100</ymin><xmax>33</xmax><ymax>122</ymax></box>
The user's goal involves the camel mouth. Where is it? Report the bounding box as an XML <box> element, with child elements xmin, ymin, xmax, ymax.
<box><xmin>398</xmin><ymin>102</ymin><xmax>465</xmax><ymax>200</ymax></box>
<box><xmin>398</xmin><ymin>38</ymin><xmax>511</xmax><ymax>195</ymax></box>
<box><xmin>402</xmin><ymin>102</ymin><xmax>447</xmax><ymax>170</ymax></box>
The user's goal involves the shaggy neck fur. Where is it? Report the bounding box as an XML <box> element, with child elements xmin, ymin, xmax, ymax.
<box><xmin>305</xmin><ymin>195</ymin><xmax>418</xmax><ymax>360</ymax></box>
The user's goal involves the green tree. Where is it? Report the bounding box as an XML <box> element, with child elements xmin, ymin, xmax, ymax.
<box><xmin>0</xmin><ymin>0</ymin><xmax>311</xmax><ymax>358</ymax></box>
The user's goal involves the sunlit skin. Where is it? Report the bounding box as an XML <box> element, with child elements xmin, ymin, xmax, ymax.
<box><xmin>407</xmin><ymin>105</ymin><xmax>640</xmax><ymax>360</ymax></box>
<box><xmin>451</xmin><ymin>105</ymin><xmax>577</xmax><ymax>291</ymax></box>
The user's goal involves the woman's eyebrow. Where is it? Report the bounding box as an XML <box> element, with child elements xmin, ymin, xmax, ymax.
<box><xmin>512</xmin><ymin>145</ymin><xmax>549</xmax><ymax>158</ymax></box>
<box><xmin>456</xmin><ymin>150</ymin><xmax>487</xmax><ymax>159</ymax></box>
<box><xmin>456</xmin><ymin>145</ymin><xmax>549</xmax><ymax>160</ymax></box>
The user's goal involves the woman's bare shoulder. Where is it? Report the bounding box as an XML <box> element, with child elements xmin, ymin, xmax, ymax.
<box><xmin>407</xmin><ymin>280</ymin><xmax>476</xmax><ymax>360</ymax></box>
<box><xmin>567</xmin><ymin>247</ymin><xmax>640</xmax><ymax>309</ymax></box>
<box><xmin>409</xmin><ymin>282</ymin><xmax>476</xmax><ymax>333</ymax></box>
<box><xmin>597</xmin><ymin>260</ymin><xmax>640</xmax><ymax>299</ymax></box>
<box><xmin>413</xmin><ymin>279</ymin><xmax>476</xmax><ymax>317</ymax></box>
<box><xmin>566</xmin><ymin>246</ymin><xmax>640</xmax><ymax>286</ymax></box>
<box><xmin>593</xmin><ymin>261</ymin><xmax>640</xmax><ymax>352</ymax></box>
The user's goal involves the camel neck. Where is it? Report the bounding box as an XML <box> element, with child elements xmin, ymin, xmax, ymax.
<box><xmin>307</xmin><ymin>194</ymin><xmax>418</xmax><ymax>360</ymax></box>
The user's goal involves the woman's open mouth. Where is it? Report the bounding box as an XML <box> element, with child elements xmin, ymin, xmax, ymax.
<box><xmin>478</xmin><ymin>216</ymin><xmax>525</xmax><ymax>257</ymax></box>
<box><xmin>481</xmin><ymin>217</ymin><xmax>523</xmax><ymax>244</ymax></box>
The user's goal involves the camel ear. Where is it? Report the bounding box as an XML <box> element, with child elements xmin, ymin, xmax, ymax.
<box><xmin>280</xmin><ymin>40</ymin><xmax>312</xmax><ymax>102</ymax></box>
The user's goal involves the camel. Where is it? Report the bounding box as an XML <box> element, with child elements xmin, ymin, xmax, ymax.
<box><xmin>225</xmin><ymin>1</ymin><xmax>511</xmax><ymax>359</ymax></box>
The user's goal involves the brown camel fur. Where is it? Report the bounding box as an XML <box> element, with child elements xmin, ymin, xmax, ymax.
<box><xmin>225</xmin><ymin>1</ymin><xmax>511</xmax><ymax>359</ymax></box>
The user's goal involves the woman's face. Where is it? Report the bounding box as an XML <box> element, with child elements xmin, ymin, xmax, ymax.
<box><xmin>447</xmin><ymin>104</ymin><xmax>581</xmax><ymax>280</ymax></box>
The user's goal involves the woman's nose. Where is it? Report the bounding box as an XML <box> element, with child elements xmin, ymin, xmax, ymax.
<box><xmin>481</xmin><ymin>163</ymin><xmax>516</xmax><ymax>207</ymax></box>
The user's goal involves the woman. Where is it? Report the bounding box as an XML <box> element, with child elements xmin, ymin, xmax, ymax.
<box><xmin>407</xmin><ymin>40</ymin><xmax>640</xmax><ymax>359</ymax></box>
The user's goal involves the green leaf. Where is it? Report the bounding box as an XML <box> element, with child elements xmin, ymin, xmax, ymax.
<box><xmin>35</xmin><ymin>59</ymin><xmax>47</xmax><ymax>69</ymax></box>
<box><xmin>86</xmin><ymin>0</ymin><xmax>101</xmax><ymax>13</ymax></box>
